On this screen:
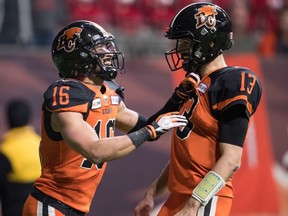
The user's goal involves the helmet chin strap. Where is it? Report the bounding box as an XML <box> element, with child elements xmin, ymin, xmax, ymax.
<box><xmin>95</xmin><ymin>67</ymin><xmax>117</xmax><ymax>81</ymax></box>
<box><xmin>105</xmin><ymin>68</ymin><xmax>117</xmax><ymax>80</ymax></box>
<box><xmin>182</xmin><ymin>60</ymin><xmax>197</xmax><ymax>74</ymax></box>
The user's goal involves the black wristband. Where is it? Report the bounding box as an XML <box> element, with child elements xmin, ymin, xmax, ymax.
<box><xmin>127</xmin><ymin>127</ymin><xmax>151</xmax><ymax>148</ymax></box>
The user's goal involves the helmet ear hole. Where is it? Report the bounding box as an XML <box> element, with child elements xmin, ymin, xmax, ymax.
<box><xmin>222</xmin><ymin>33</ymin><xmax>234</xmax><ymax>50</ymax></box>
<box><xmin>85</xmin><ymin>62</ymin><xmax>96</xmax><ymax>73</ymax></box>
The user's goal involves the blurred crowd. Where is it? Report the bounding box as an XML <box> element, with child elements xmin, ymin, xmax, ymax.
<box><xmin>1</xmin><ymin>0</ymin><xmax>288</xmax><ymax>57</ymax></box>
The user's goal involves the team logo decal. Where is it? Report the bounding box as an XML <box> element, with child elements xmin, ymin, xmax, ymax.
<box><xmin>56</xmin><ymin>27</ymin><xmax>83</xmax><ymax>52</ymax></box>
<box><xmin>194</xmin><ymin>5</ymin><xmax>218</xmax><ymax>30</ymax></box>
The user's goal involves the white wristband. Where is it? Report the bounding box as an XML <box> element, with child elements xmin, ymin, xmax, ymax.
<box><xmin>192</xmin><ymin>171</ymin><xmax>226</xmax><ymax>206</ymax></box>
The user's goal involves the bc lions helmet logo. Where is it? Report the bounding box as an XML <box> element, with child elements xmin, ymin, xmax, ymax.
<box><xmin>56</xmin><ymin>27</ymin><xmax>83</xmax><ymax>52</ymax></box>
<box><xmin>194</xmin><ymin>5</ymin><xmax>218</xmax><ymax>30</ymax></box>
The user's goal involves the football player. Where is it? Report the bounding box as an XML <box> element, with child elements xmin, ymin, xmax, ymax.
<box><xmin>135</xmin><ymin>2</ymin><xmax>262</xmax><ymax>216</ymax></box>
<box><xmin>22</xmin><ymin>20</ymin><xmax>188</xmax><ymax>216</ymax></box>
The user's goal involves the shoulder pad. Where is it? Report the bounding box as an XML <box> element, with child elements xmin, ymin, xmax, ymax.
<box><xmin>209</xmin><ymin>66</ymin><xmax>262</xmax><ymax>117</ymax></box>
<box><xmin>104</xmin><ymin>80</ymin><xmax>125</xmax><ymax>100</ymax></box>
<box><xmin>43</xmin><ymin>79</ymin><xmax>95</xmax><ymax>112</ymax></box>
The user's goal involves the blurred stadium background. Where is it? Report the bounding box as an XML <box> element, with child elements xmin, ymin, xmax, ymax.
<box><xmin>0</xmin><ymin>0</ymin><xmax>288</xmax><ymax>215</ymax></box>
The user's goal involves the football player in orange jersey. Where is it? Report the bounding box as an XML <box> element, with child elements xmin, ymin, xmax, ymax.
<box><xmin>22</xmin><ymin>20</ymin><xmax>188</xmax><ymax>216</ymax></box>
<box><xmin>135</xmin><ymin>2</ymin><xmax>262</xmax><ymax>216</ymax></box>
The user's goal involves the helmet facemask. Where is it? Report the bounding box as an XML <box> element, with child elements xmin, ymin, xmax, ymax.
<box><xmin>165</xmin><ymin>38</ymin><xmax>203</xmax><ymax>74</ymax></box>
<box><xmin>84</xmin><ymin>36</ymin><xmax>125</xmax><ymax>80</ymax></box>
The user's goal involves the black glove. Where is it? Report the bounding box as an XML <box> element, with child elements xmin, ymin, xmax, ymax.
<box><xmin>172</xmin><ymin>72</ymin><xmax>200</xmax><ymax>103</ymax></box>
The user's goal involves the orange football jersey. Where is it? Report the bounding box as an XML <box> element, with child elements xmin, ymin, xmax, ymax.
<box><xmin>34</xmin><ymin>79</ymin><xmax>122</xmax><ymax>213</ymax></box>
<box><xmin>168</xmin><ymin>66</ymin><xmax>262</xmax><ymax>198</ymax></box>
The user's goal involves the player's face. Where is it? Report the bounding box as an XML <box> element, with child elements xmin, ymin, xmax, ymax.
<box><xmin>90</xmin><ymin>41</ymin><xmax>116</xmax><ymax>67</ymax></box>
<box><xmin>89</xmin><ymin>40</ymin><xmax>124</xmax><ymax>77</ymax></box>
<box><xmin>177</xmin><ymin>38</ymin><xmax>194</xmax><ymax>59</ymax></box>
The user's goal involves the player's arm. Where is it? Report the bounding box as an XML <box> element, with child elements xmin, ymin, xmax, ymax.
<box><xmin>148</xmin><ymin>73</ymin><xmax>199</xmax><ymax>123</ymax></box>
<box><xmin>135</xmin><ymin>162</ymin><xmax>170</xmax><ymax>216</ymax></box>
<box><xmin>185</xmin><ymin>105</ymin><xmax>247</xmax><ymax>211</ymax></box>
<box><xmin>51</xmin><ymin>111</ymin><xmax>187</xmax><ymax>165</ymax></box>
<box><xmin>212</xmin><ymin>105</ymin><xmax>248</xmax><ymax>179</ymax></box>
<box><xmin>51</xmin><ymin>111</ymin><xmax>135</xmax><ymax>164</ymax></box>
<box><xmin>115</xmin><ymin>101</ymin><xmax>147</xmax><ymax>133</ymax></box>
<box><xmin>185</xmin><ymin>142</ymin><xmax>243</xmax><ymax>206</ymax></box>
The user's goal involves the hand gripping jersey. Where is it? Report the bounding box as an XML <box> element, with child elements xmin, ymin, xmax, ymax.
<box><xmin>168</xmin><ymin>66</ymin><xmax>262</xmax><ymax>198</ymax></box>
<box><xmin>34</xmin><ymin>79</ymin><xmax>122</xmax><ymax>213</ymax></box>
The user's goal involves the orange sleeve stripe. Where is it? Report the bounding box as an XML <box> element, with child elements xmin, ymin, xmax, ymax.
<box><xmin>212</xmin><ymin>95</ymin><xmax>253</xmax><ymax>115</ymax></box>
<box><xmin>46</xmin><ymin>103</ymin><xmax>89</xmax><ymax>113</ymax></box>
<box><xmin>146</xmin><ymin>125</ymin><xmax>157</xmax><ymax>139</ymax></box>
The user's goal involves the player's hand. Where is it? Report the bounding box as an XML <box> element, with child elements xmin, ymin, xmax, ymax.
<box><xmin>174</xmin><ymin>197</ymin><xmax>200</xmax><ymax>216</ymax></box>
<box><xmin>134</xmin><ymin>191</ymin><xmax>154</xmax><ymax>216</ymax></box>
<box><xmin>173</xmin><ymin>72</ymin><xmax>200</xmax><ymax>102</ymax></box>
<box><xmin>147</xmin><ymin>112</ymin><xmax>187</xmax><ymax>140</ymax></box>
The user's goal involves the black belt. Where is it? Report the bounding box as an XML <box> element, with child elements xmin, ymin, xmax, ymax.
<box><xmin>31</xmin><ymin>187</ymin><xmax>85</xmax><ymax>216</ymax></box>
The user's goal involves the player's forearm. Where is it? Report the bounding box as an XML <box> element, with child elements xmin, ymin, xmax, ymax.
<box><xmin>87</xmin><ymin>128</ymin><xmax>153</xmax><ymax>164</ymax></box>
<box><xmin>151</xmin><ymin>162</ymin><xmax>170</xmax><ymax>197</ymax></box>
<box><xmin>89</xmin><ymin>135</ymin><xmax>138</xmax><ymax>164</ymax></box>
<box><xmin>212</xmin><ymin>143</ymin><xmax>243</xmax><ymax>181</ymax></box>
<box><xmin>190</xmin><ymin>143</ymin><xmax>242</xmax><ymax>206</ymax></box>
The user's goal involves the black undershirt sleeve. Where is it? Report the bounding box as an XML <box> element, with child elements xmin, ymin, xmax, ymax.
<box><xmin>218</xmin><ymin>105</ymin><xmax>249</xmax><ymax>147</ymax></box>
<box><xmin>128</xmin><ymin>92</ymin><xmax>183</xmax><ymax>134</ymax></box>
<box><xmin>147</xmin><ymin>95</ymin><xmax>182</xmax><ymax>124</ymax></box>
<box><xmin>128</xmin><ymin>114</ymin><xmax>148</xmax><ymax>133</ymax></box>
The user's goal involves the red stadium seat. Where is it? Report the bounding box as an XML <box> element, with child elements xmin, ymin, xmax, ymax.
<box><xmin>65</xmin><ymin>0</ymin><xmax>112</xmax><ymax>26</ymax></box>
<box><xmin>141</xmin><ymin>0</ymin><xmax>178</xmax><ymax>31</ymax></box>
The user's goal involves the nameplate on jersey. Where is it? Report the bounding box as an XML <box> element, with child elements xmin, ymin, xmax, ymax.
<box><xmin>197</xmin><ymin>82</ymin><xmax>208</xmax><ymax>94</ymax></box>
<box><xmin>92</xmin><ymin>98</ymin><xmax>102</xmax><ymax>109</ymax></box>
<box><xmin>111</xmin><ymin>95</ymin><xmax>120</xmax><ymax>105</ymax></box>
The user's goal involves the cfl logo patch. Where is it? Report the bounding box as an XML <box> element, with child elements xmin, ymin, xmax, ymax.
<box><xmin>197</xmin><ymin>82</ymin><xmax>208</xmax><ymax>94</ymax></box>
<box><xmin>194</xmin><ymin>5</ymin><xmax>218</xmax><ymax>30</ymax></box>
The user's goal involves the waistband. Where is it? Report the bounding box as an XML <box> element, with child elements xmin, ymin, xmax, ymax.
<box><xmin>31</xmin><ymin>187</ymin><xmax>85</xmax><ymax>216</ymax></box>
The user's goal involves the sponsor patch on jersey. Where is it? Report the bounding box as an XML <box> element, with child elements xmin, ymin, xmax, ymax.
<box><xmin>111</xmin><ymin>95</ymin><xmax>120</xmax><ymax>105</ymax></box>
<box><xmin>197</xmin><ymin>82</ymin><xmax>208</xmax><ymax>94</ymax></box>
<box><xmin>92</xmin><ymin>98</ymin><xmax>101</xmax><ymax>109</ymax></box>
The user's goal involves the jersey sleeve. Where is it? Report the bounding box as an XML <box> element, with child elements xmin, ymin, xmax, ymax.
<box><xmin>209</xmin><ymin>67</ymin><xmax>262</xmax><ymax>119</ymax></box>
<box><xmin>43</xmin><ymin>80</ymin><xmax>95</xmax><ymax>113</ymax></box>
